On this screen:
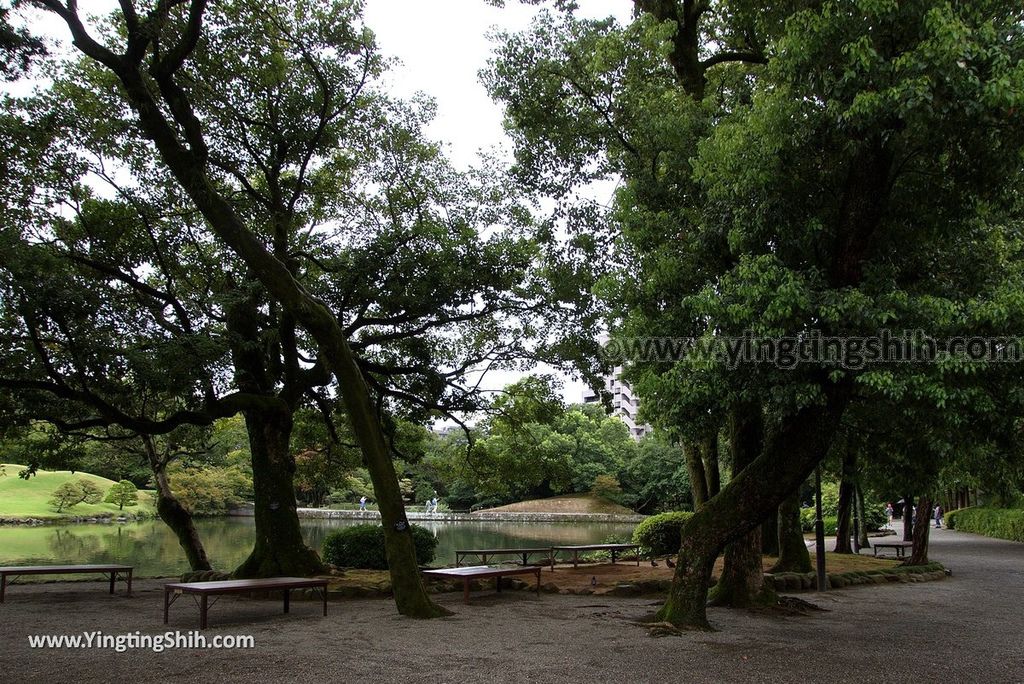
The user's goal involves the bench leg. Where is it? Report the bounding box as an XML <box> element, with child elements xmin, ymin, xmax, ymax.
<box><xmin>283</xmin><ymin>589</ymin><xmax>290</xmax><ymax>614</ymax></box>
<box><xmin>200</xmin><ymin>594</ymin><xmax>208</xmax><ymax>630</ymax></box>
<box><xmin>109</xmin><ymin>572</ymin><xmax>116</xmax><ymax>595</ymax></box>
<box><xmin>127</xmin><ymin>570</ymin><xmax>133</xmax><ymax>597</ymax></box>
<box><xmin>573</xmin><ymin>551</ymin><xmax>579</xmax><ymax>569</ymax></box>
<box><xmin>322</xmin><ymin>587</ymin><xmax>328</xmax><ymax>616</ymax></box>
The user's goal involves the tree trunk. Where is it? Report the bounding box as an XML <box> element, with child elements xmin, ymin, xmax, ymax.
<box><xmin>710</xmin><ymin>407</ymin><xmax>773</xmax><ymax>608</ymax></box>
<box><xmin>908</xmin><ymin>495</ymin><xmax>932</xmax><ymax>565</ymax></box>
<box><xmin>855</xmin><ymin>485</ymin><xmax>870</xmax><ymax>549</ymax></box>
<box><xmin>701</xmin><ymin>433</ymin><xmax>721</xmax><ymax>498</ymax></box>
<box><xmin>658</xmin><ymin>378</ymin><xmax>851</xmax><ymax>629</ymax></box>
<box><xmin>143</xmin><ymin>436</ymin><xmax>211</xmax><ymax>572</ymax></box>
<box><xmin>683</xmin><ymin>442</ymin><xmax>709</xmax><ymax>509</ymax></box>
<box><xmin>234</xmin><ymin>408</ymin><xmax>324</xmax><ymax>578</ymax></box>
<box><xmin>833</xmin><ymin>480</ymin><xmax>854</xmax><ymax>553</ymax></box>
<box><xmin>903</xmin><ymin>494</ymin><xmax>915</xmax><ymax>541</ymax></box>
<box><xmin>770</xmin><ymin>493</ymin><xmax>812</xmax><ymax>573</ymax></box>
<box><xmin>833</xmin><ymin>449</ymin><xmax>856</xmax><ymax>553</ymax></box>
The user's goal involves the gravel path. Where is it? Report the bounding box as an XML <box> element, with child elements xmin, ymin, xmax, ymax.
<box><xmin>1</xmin><ymin>523</ymin><xmax>1021</xmax><ymax>683</ymax></box>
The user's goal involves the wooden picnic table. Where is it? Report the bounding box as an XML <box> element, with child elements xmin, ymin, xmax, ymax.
<box><xmin>455</xmin><ymin>548</ymin><xmax>553</xmax><ymax>568</ymax></box>
<box><xmin>163</xmin><ymin>577</ymin><xmax>328</xmax><ymax>629</ymax></box>
<box><xmin>550</xmin><ymin>543</ymin><xmax>640</xmax><ymax>570</ymax></box>
<box><xmin>422</xmin><ymin>565</ymin><xmax>543</xmax><ymax>604</ymax></box>
<box><xmin>873</xmin><ymin>541</ymin><xmax>914</xmax><ymax>559</ymax></box>
<box><xmin>0</xmin><ymin>564</ymin><xmax>133</xmax><ymax>602</ymax></box>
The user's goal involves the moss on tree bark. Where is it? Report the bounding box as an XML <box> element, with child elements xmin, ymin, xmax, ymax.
<box><xmin>770</xmin><ymin>493</ymin><xmax>812</xmax><ymax>574</ymax></box>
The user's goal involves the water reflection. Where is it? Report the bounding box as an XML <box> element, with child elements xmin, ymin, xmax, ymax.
<box><xmin>0</xmin><ymin>517</ymin><xmax>636</xmax><ymax>576</ymax></box>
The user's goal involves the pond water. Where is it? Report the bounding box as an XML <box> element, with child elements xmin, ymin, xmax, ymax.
<box><xmin>0</xmin><ymin>517</ymin><xmax>637</xmax><ymax>577</ymax></box>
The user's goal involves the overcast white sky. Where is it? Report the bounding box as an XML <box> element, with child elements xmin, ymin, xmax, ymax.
<box><xmin>17</xmin><ymin>0</ymin><xmax>631</xmax><ymax>404</ymax></box>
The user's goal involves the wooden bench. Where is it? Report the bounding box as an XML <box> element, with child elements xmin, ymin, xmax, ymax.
<box><xmin>163</xmin><ymin>577</ymin><xmax>328</xmax><ymax>629</ymax></box>
<box><xmin>455</xmin><ymin>548</ymin><xmax>553</xmax><ymax>568</ymax></box>
<box><xmin>0</xmin><ymin>564</ymin><xmax>133</xmax><ymax>602</ymax></box>
<box><xmin>550</xmin><ymin>543</ymin><xmax>640</xmax><ymax>570</ymax></box>
<box><xmin>873</xmin><ymin>541</ymin><xmax>914</xmax><ymax>558</ymax></box>
<box><xmin>422</xmin><ymin>565</ymin><xmax>542</xmax><ymax>604</ymax></box>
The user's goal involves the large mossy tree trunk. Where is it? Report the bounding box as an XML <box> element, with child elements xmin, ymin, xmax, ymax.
<box><xmin>658</xmin><ymin>380</ymin><xmax>851</xmax><ymax>629</ymax></box>
<box><xmin>761</xmin><ymin>507</ymin><xmax>780</xmax><ymax>556</ymax></box>
<box><xmin>684</xmin><ymin>442</ymin><xmax>710</xmax><ymax>509</ymax></box>
<box><xmin>710</xmin><ymin>406</ymin><xmax>774</xmax><ymax>608</ymax></box>
<box><xmin>770</xmin><ymin>493</ymin><xmax>812</xmax><ymax>574</ymax></box>
<box><xmin>234</xmin><ymin>407</ymin><xmax>324</xmax><ymax>578</ymax></box>
<box><xmin>701</xmin><ymin>434</ymin><xmax>721</xmax><ymax>498</ymax></box>
<box><xmin>143</xmin><ymin>436</ymin><xmax>211</xmax><ymax>572</ymax></box>
<box><xmin>908</xmin><ymin>495</ymin><xmax>932</xmax><ymax>565</ymax></box>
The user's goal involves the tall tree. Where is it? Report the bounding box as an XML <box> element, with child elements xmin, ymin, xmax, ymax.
<box><xmin>25</xmin><ymin>0</ymin><xmax>596</xmax><ymax>617</ymax></box>
<box><xmin>488</xmin><ymin>0</ymin><xmax>1024</xmax><ymax>628</ymax></box>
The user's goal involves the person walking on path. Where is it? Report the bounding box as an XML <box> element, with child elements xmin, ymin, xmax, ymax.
<box><xmin>359</xmin><ymin>495</ymin><xmax>368</xmax><ymax>513</ymax></box>
<box><xmin>934</xmin><ymin>504</ymin><xmax>944</xmax><ymax>528</ymax></box>
<box><xmin>886</xmin><ymin>502</ymin><xmax>894</xmax><ymax>530</ymax></box>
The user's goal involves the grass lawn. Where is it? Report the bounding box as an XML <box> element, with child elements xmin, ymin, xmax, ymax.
<box><xmin>0</xmin><ymin>464</ymin><xmax>155</xmax><ymax>520</ymax></box>
<box><xmin>478</xmin><ymin>493</ymin><xmax>635</xmax><ymax>515</ymax></box>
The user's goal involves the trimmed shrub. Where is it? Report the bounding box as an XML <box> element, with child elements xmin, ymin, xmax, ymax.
<box><xmin>48</xmin><ymin>478</ymin><xmax>105</xmax><ymax>512</ymax></box>
<box><xmin>632</xmin><ymin>511</ymin><xmax>693</xmax><ymax>556</ymax></box>
<box><xmin>944</xmin><ymin>507</ymin><xmax>1024</xmax><ymax>542</ymax></box>
<box><xmin>104</xmin><ymin>480</ymin><xmax>139</xmax><ymax>510</ymax></box>
<box><xmin>322</xmin><ymin>523</ymin><xmax>438</xmax><ymax>569</ymax></box>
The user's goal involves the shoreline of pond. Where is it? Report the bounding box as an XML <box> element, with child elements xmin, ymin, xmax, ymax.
<box><xmin>0</xmin><ymin>512</ymin><xmax>157</xmax><ymax>526</ymax></box>
<box><xmin>276</xmin><ymin>506</ymin><xmax>645</xmax><ymax>524</ymax></box>
<box><xmin>0</xmin><ymin>507</ymin><xmax>647</xmax><ymax>527</ymax></box>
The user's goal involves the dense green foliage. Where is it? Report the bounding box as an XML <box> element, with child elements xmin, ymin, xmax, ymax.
<box><xmin>414</xmin><ymin>376</ymin><xmax>690</xmax><ymax>514</ymax></box>
<box><xmin>168</xmin><ymin>465</ymin><xmax>252</xmax><ymax>516</ymax></box>
<box><xmin>797</xmin><ymin>481</ymin><xmax>887</xmax><ymax>533</ymax></box>
<box><xmin>632</xmin><ymin>511</ymin><xmax>694</xmax><ymax>556</ymax></box>
<box><xmin>945</xmin><ymin>508</ymin><xmax>1024</xmax><ymax>542</ymax></box>
<box><xmin>321</xmin><ymin>524</ymin><xmax>438</xmax><ymax>569</ymax></box>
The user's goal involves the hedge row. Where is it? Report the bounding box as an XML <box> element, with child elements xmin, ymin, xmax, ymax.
<box><xmin>945</xmin><ymin>507</ymin><xmax>1024</xmax><ymax>542</ymax></box>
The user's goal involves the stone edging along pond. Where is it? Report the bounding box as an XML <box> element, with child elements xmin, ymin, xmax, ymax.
<box><xmin>283</xmin><ymin>507</ymin><xmax>647</xmax><ymax>524</ymax></box>
<box><xmin>763</xmin><ymin>562</ymin><xmax>948</xmax><ymax>592</ymax></box>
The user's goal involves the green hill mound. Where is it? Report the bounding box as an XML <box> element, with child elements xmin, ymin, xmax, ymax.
<box><xmin>0</xmin><ymin>464</ymin><xmax>155</xmax><ymax>521</ymax></box>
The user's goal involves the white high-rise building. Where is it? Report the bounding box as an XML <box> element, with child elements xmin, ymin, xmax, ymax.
<box><xmin>582</xmin><ymin>365</ymin><xmax>653</xmax><ymax>441</ymax></box>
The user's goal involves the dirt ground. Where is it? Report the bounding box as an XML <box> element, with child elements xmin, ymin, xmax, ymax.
<box><xmin>1</xmin><ymin>526</ymin><xmax>1020</xmax><ymax>683</ymax></box>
